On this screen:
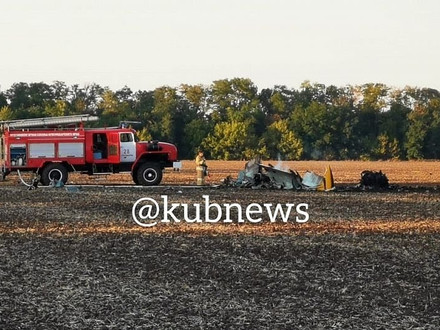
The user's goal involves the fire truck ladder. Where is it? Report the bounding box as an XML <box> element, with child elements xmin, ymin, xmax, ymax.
<box><xmin>0</xmin><ymin>114</ymin><xmax>99</xmax><ymax>130</ymax></box>
<box><xmin>0</xmin><ymin>115</ymin><xmax>99</xmax><ymax>182</ymax></box>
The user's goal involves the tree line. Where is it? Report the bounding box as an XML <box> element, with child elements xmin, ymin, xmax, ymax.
<box><xmin>1</xmin><ymin>79</ymin><xmax>440</xmax><ymax>160</ymax></box>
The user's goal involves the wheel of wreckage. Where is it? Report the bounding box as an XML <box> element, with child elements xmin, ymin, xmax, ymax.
<box><xmin>40</xmin><ymin>163</ymin><xmax>68</xmax><ymax>186</ymax></box>
<box><xmin>136</xmin><ymin>162</ymin><xmax>162</xmax><ymax>186</ymax></box>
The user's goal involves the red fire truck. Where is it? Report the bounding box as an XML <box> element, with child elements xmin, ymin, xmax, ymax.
<box><xmin>0</xmin><ymin>115</ymin><xmax>179</xmax><ymax>186</ymax></box>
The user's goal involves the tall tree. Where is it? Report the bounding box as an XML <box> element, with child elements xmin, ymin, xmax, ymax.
<box><xmin>0</xmin><ymin>92</ymin><xmax>7</xmax><ymax>109</ymax></box>
<box><xmin>352</xmin><ymin>83</ymin><xmax>389</xmax><ymax>158</ymax></box>
<box><xmin>150</xmin><ymin>86</ymin><xmax>179</xmax><ymax>143</ymax></box>
<box><xmin>209</xmin><ymin>78</ymin><xmax>260</xmax><ymax>123</ymax></box>
<box><xmin>179</xmin><ymin>84</ymin><xmax>211</xmax><ymax>158</ymax></box>
<box><xmin>202</xmin><ymin>120</ymin><xmax>257</xmax><ymax>160</ymax></box>
<box><xmin>405</xmin><ymin>87</ymin><xmax>440</xmax><ymax>159</ymax></box>
<box><xmin>0</xmin><ymin>106</ymin><xmax>13</xmax><ymax>121</ymax></box>
<box><xmin>406</xmin><ymin>104</ymin><xmax>429</xmax><ymax>159</ymax></box>
<box><xmin>69</xmin><ymin>83</ymin><xmax>103</xmax><ymax>115</ymax></box>
<box><xmin>261</xmin><ymin>119</ymin><xmax>303</xmax><ymax>160</ymax></box>
<box><xmin>377</xmin><ymin>89</ymin><xmax>411</xmax><ymax>159</ymax></box>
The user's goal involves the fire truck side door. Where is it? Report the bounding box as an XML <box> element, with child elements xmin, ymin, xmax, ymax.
<box><xmin>119</xmin><ymin>132</ymin><xmax>136</xmax><ymax>163</ymax></box>
<box><xmin>106</xmin><ymin>132</ymin><xmax>120</xmax><ymax>163</ymax></box>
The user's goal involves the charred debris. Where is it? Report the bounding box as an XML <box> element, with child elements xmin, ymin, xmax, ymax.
<box><xmin>221</xmin><ymin>157</ymin><xmax>391</xmax><ymax>191</ymax></box>
<box><xmin>221</xmin><ymin>157</ymin><xmax>335</xmax><ymax>191</ymax></box>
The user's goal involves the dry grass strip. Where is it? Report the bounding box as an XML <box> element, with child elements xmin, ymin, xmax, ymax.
<box><xmin>1</xmin><ymin>220</ymin><xmax>440</xmax><ymax>236</ymax></box>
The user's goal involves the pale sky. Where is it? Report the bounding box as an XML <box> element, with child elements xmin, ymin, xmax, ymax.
<box><xmin>1</xmin><ymin>0</ymin><xmax>439</xmax><ymax>92</ymax></box>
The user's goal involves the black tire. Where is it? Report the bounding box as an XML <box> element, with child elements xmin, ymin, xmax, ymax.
<box><xmin>40</xmin><ymin>163</ymin><xmax>68</xmax><ymax>186</ymax></box>
<box><xmin>136</xmin><ymin>163</ymin><xmax>162</xmax><ymax>186</ymax></box>
<box><xmin>132</xmin><ymin>172</ymin><xmax>139</xmax><ymax>185</ymax></box>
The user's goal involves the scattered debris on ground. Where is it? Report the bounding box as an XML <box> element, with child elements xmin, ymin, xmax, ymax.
<box><xmin>221</xmin><ymin>157</ymin><xmax>335</xmax><ymax>191</ymax></box>
<box><xmin>219</xmin><ymin>158</ymin><xmax>395</xmax><ymax>192</ymax></box>
<box><xmin>359</xmin><ymin>170</ymin><xmax>389</xmax><ymax>189</ymax></box>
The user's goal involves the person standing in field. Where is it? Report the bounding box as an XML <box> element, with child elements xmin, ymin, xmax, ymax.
<box><xmin>195</xmin><ymin>150</ymin><xmax>208</xmax><ymax>185</ymax></box>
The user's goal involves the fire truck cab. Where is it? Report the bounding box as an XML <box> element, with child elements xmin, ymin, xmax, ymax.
<box><xmin>0</xmin><ymin>115</ymin><xmax>179</xmax><ymax>186</ymax></box>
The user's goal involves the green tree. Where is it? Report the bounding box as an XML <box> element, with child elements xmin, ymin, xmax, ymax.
<box><xmin>0</xmin><ymin>106</ymin><xmax>13</xmax><ymax>121</ymax></box>
<box><xmin>136</xmin><ymin>127</ymin><xmax>152</xmax><ymax>141</ymax></box>
<box><xmin>259</xmin><ymin>85</ymin><xmax>297</xmax><ymax>124</ymax></box>
<box><xmin>352</xmin><ymin>83</ymin><xmax>389</xmax><ymax>158</ymax></box>
<box><xmin>405</xmin><ymin>88</ymin><xmax>440</xmax><ymax>159</ymax></box>
<box><xmin>182</xmin><ymin>118</ymin><xmax>211</xmax><ymax>158</ymax></box>
<box><xmin>5</xmin><ymin>82</ymin><xmax>52</xmax><ymax>118</ymax></box>
<box><xmin>0</xmin><ymin>92</ymin><xmax>7</xmax><ymax>109</ymax></box>
<box><xmin>150</xmin><ymin>86</ymin><xmax>179</xmax><ymax>143</ymax></box>
<box><xmin>180</xmin><ymin>84</ymin><xmax>206</xmax><ymax>111</ymax></box>
<box><xmin>51</xmin><ymin>81</ymin><xmax>70</xmax><ymax>101</ymax></box>
<box><xmin>290</xmin><ymin>101</ymin><xmax>331</xmax><ymax>159</ymax></box>
<box><xmin>290</xmin><ymin>85</ymin><xmax>357</xmax><ymax>160</ymax></box>
<box><xmin>423</xmin><ymin>98</ymin><xmax>440</xmax><ymax>158</ymax></box>
<box><xmin>95</xmin><ymin>87</ymin><xmax>135</xmax><ymax>127</ymax></box>
<box><xmin>133</xmin><ymin>90</ymin><xmax>155</xmax><ymax>128</ymax></box>
<box><xmin>405</xmin><ymin>106</ymin><xmax>428</xmax><ymax>159</ymax></box>
<box><xmin>98</xmin><ymin>90</ymin><xmax>122</xmax><ymax>126</ymax></box>
<box><xmin>209</xmin><ymin>78</ymin><xmax>260</xmax><ymax>123</ymax></box>
<box><xmin>177</xmin><ymin>84</ymin><xmax>211</xmax><ymax>158</ymax></box>
<box><xmin>202</xmin><ymin>120</ymin><xmax>256</xmax><ymax>160</ymax></box>
<box><xmin>374</xmin><ymin>134</ymin><xmax>400</xmax><ymax>160</ymax></box>
<box><xmin>376</xmin><ymin>90</ymin><xmax>411</xmax><ymax>159</ymax></box>
<box><xmin>261</xmin><ymin>119</ymin><xmax>303</xmax><ymax>160</ymax></box>
<box><xmin>44</xmin><ymin>100</ymin><xmax>68</xmax><ymax>117</ymax></box>
<box><xmin>69</xmin><ymin>83</ymin><xmax>103</xmax><ymax>115</ymax></box>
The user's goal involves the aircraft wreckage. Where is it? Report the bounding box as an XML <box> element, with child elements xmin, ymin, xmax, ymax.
<box><xmin>221</xmin><ymin>157</ymin><xmax>335</xmax><ymax>191</ymax></box>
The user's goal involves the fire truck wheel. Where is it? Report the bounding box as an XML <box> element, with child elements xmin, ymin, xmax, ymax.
<box><xmin>132</xmin><ymin>172</ymin><xmax>140</xmax><ymax>185</ymax></box>
<box><xmin>136</xmin><ymin>163</ymin><xmax>162</xmax><ymax>186</ymax></box>
<box><xmin>40</xmin><ymin>163</ymin><xmax>68</xmax><ymax>186</ymax></box>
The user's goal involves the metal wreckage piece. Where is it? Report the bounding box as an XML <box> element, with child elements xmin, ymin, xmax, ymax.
<box><xmin>221</xmin><ymin>157</ymin><xmax>335</xmax><ymax>191</ymax></box>
<box><xmin>359</xmin><ymin>170</ymin><xmax>389</xmax><ymax>189</ymax></box>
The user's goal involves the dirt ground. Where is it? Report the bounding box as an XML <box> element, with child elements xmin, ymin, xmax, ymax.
<box><xmin>1</xmin><ymin>161</ymin><xmax>440</xmax><ymax>329</ymax></box>
<box><xmin>4</xmin><ymin>159</ymin><xmax>439</xmax><ymax>186</ymax></box>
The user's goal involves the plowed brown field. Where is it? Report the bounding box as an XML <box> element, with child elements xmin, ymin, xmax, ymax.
<box><xmin>1</xmin><ymin>161</ymin><xmax>440</xmax><ymax>329</ymax></box>
<box><xmin>4</xmin><ymin>160</ymin><xmax>439</xmax><ymax>186</ymax></box>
